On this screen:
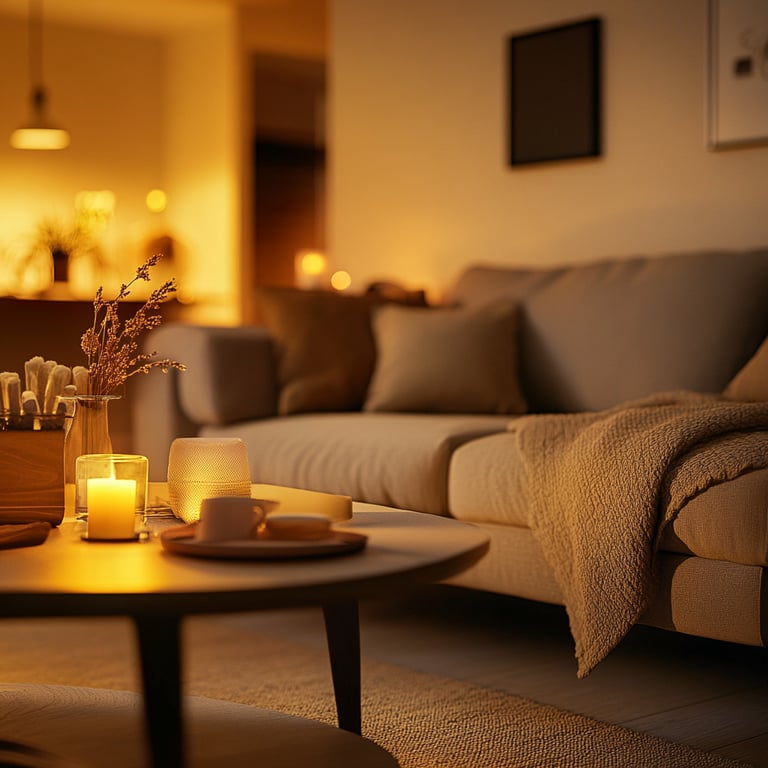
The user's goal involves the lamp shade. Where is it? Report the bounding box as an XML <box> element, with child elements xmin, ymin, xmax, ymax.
<box><xmin>10</xmin><ymin>126</ymin><xmax>70</xmax><ymax>150</ymax></box>
<box><xmin>10</xmin><ymin>0</ymin><xmax>70</xmax><ymax>151</ymax></box>
<box><xmin>10</xmin><ymin>87</ymin><xmax>69</xmax><ymax>150</ymax></box>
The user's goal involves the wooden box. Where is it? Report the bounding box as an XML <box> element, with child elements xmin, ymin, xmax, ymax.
<box><xmin>0</xmin><ymin>429</ymin><xmax>65</xmax><ymax>525</ymax></box>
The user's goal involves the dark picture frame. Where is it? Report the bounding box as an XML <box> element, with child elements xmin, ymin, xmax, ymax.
<box><xmin>507</xmin><ymin>18</ymin><xmax>602</xmax><ymax>166</ymax></box>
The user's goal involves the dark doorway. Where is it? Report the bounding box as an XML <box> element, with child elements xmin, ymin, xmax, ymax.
<box><xmin>253</xmin><ymin>54</ymin><xmax>326</xmax><ymax>290</ymax></box>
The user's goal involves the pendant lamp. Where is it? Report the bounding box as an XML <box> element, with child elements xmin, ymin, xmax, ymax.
<box><xmin>10</xmin><ymin>0</ymin><xmax>70</xmax><ymax>150</ymax></box>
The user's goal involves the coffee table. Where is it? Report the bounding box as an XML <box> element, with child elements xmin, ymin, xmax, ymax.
<box><xmin>0</xmin><ymin>503</ymin><xmax>489</xmax><ymax>768</ymax></box>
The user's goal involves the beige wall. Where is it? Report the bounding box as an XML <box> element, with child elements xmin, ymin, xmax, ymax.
<box><xmin>329</xmin><ymin>0</ymin><xmax>768</xmax><ymax>299</ymax></box>
<box><xmin>163</xmin><ymin>11</ymin><xmax>243</xmax><ymax>324</ymax></box>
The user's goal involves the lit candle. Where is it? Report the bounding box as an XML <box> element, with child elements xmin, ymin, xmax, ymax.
<box><xmin>87</xmin><ymin>477</ymin><xmax>136</xmax><ymax>539</ymax></box>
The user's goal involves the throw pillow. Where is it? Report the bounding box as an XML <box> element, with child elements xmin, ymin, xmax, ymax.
<box><xmin>724</xmin><ymin>334</ymin><xmax>768</xmax><ymax>402</ymax></box>
<box><xmin>364</xmin><ymin>302</ymin><xmax>527</xmax><ymax>414</ymax></box>
<box><xmin>256</xmin><ymin>286</ymin><xmax>398</xmax><ymax>415</ymax></box>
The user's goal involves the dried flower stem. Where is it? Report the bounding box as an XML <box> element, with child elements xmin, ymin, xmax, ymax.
<box><xmin>80</xmin><ymin>254</ymin><xmax>186</xmax><ymax>395</ymax></box>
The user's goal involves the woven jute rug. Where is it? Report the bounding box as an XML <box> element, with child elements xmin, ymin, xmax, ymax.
<box><xmin>0</xmin><ymin>617</ymin><xmax>750</xmax><ymax>768</ymax></box>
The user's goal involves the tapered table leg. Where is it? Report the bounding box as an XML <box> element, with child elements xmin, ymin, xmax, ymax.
<box><xmin>133</xmin><ymin>614</ymin><xmax>184</xmax><ymax>768</ymax></box>
<box><xmin>322</xmin><ymin>600</ymin><xmax>361</xmax><ymax>734</ymax></box>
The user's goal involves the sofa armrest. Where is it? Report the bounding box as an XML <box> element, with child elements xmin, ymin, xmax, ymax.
<box><xmin>174</xmin><ymin>324</ymin><xmax>279</xmax><ymax>425</ymax></box>
<box><xmin>131</xmin><ymin>323</ymin><xmax>279</xmax><ymax>480</ymax></box>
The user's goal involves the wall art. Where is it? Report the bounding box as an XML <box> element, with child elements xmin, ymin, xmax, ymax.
<box><xmin>507</xmin><ymin>18</ymin><xmax>601</xmax><ymax>166</ymax></box>
<box><xmin>709</xmin><ymin>0</ymin><xmax>768</xmax><ymax>148</ymax></box>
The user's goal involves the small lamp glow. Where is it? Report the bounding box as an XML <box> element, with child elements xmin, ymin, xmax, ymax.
<box><xmin>167</xmin><ymin>437</ymin><xmax>252</xmax><ymax>523</ymax></box>
<box><xmin>299</xmin><ymin>251</ymin><xmax>327</xmax><ymax>276</ymax></box>
<box><xmin>10</xmin><ymin>124</ymin><xmax>70</xmax><ymax>150</ymax></box>
<box><xmin>295</xmin><ymin>249</ymin><xmax>329</xmax><ymax>288</ymax></box>
<box><xmin>146</xmin><ymin>189</ymin><xmax>168</xmax><ymax>213</ymax></box>
<box><xmin>330</xmin><ymin>270</ymin><xmax>352</xmax><ymax>291</ymax></box>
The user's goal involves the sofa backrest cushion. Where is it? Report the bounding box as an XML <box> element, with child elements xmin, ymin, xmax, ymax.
<box><xmin>364</xmin><ymin>301</ymin><xmax>527</xmax><ymax>414</ymax></box>
<box><xmin>449</xmin><ymin>249</ymin><xmax>768</xmax><ymax>413</ymax></box>
<box><xmin>256</xmin><ymin>286</ymin><xmax>380</xmax><ymax>415</ymax></box>
<box><xmin>256</xmin><ymin>286</ymin><xmax>427</xmax><ymax>415</ymax></box>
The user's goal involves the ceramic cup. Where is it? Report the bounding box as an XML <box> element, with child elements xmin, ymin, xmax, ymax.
<box><xmin>167</xmin><ymin>437</ymin><xmax>252</xmax><ymax>523</ymax></box>
<box><xmin>196</xmin><ymin>496</ymin><xmax>279</xmax><ymax>542</ymax></box>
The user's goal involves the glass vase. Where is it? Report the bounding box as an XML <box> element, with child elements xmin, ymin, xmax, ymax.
<box><xmin>64</xmin><ymin>394</ymin><xmax>119</xmax><ymax>518</ymax></box>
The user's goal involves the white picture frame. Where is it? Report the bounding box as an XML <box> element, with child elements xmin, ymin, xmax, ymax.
<box><xmin>708</xmin><ymin>0</ymin><xmax>768</xmax><ymax>149</ymax></box>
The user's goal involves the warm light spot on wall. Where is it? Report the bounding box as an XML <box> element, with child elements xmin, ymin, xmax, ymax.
<box><xmin>330</xmin><ymin>270</ymin><xmax>352</xmax><ymax>291</ymax></box>
<box><xmin>145</xmin><ymin>189</ymin><xmax>168</xmax><ymax>213</ymax></box>
<box><xmin>295</xmin><ymin>250</ymin><xmax>328</xmax><ymax>288</ymax></box>
<box><xmin>74</xmin><ymin>190</ymin><xmax>115</xmax><ymax>226</ymax></box>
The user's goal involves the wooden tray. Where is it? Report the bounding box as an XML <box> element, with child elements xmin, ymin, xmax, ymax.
<box><xmin>160</xmin><ymin>525</ymin><xmax>367</xmax><ymax>561</ymax></box>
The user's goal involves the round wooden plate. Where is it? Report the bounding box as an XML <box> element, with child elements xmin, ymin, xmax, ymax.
<box><xmin>159</xmin><ymin>525</ymin><xmax>367</xmax><ymax>560</ymax></box>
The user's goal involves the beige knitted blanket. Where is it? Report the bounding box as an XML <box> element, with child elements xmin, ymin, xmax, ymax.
<box><xmin>513</xmin><ymin>391</ymin><xmax>768</xmax><ymax>678</ymax></box>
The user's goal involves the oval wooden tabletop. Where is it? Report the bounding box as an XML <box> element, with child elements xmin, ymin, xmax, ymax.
<box><xmin>0</xmin><ymin>506</ymin><xmax>489</xmax><ymax>618</ymax></box>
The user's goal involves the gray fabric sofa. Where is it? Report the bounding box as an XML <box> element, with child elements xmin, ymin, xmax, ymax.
<box><xmin>133</xmin><ymin>248</ymin><xmax>768</xmax><ymax>661</ymax></box>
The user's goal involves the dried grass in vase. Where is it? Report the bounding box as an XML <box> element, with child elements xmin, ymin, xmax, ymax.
<box><xmin>79</xmin><ymin>254</ymin><xmax>186</xmax><ymax>395</ymax></box>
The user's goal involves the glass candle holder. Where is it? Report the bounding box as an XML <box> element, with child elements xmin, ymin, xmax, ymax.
<box><xmin>76</xmin><ymin>453</ymin><xmax>148</xmax><ymax>540</ymax></box>
<box><xmin>167</xmin><ymin>437</ymin><xmax>251</xmax><ymax>523</ymax></box>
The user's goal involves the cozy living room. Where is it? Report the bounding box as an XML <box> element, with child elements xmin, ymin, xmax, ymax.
<box><xmin>0</xmin><ymin>0</ymin><xmax>767</xmax><ymax>766</ymax></box>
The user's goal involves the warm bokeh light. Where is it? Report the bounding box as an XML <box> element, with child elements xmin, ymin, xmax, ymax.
<box><xmin>299</xmin><ymin>250</ymin><xmax>327</xmax><ymax>276</ymax></box>
<box><xmin>295</xmin><ymin>250</ymin><xmax>329</xmax><ymax>288</ymax></box>
<box><xmin>175</xmin><ymin>288</ymin><xmax>195</xmax><ymax>305</ymax></box>
<box><xmin>75</xmin><ymin>190</ymin><xmax>115</xmax><ymax>224</ymax></box>
<box><xmin>145</xmin><ymin>189</ymin><xmax>168</xmax><ymax>213</ymax></box>
<box><xmin>330</xmin><ymin>270</ymin><xmax>352</xmax><ymax>291</ymax></box>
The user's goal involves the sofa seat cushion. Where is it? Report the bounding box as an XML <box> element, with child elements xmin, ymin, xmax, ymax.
<box><xmin>448</xmin><ymin>432</ymin><xmax>531</xmax><ymax>527</ymax></box>
<box><xmin>201</xmin><ymin>413</ymin><xmax>510</xmax><ymax>516</ymax></box>
<box><xmin>448</xmin><ymin>431</ymin><xmax>768</xmax><ymax>568</ymax></box>
<box><xmin>661</xmin><ymin>467</ymin><xmax>768</xmax><ymax>566</ymax></box>
<box><xmin>447</xmin><ymin>522</ymin><xmax>768</xmax><ymax>648</ymax></box>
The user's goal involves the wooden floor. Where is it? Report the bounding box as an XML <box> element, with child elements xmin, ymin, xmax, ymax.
<box><xmin>226</xmin><ymin>584</ymin><xmax>768</xmax><ymax>767</ymax></box>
